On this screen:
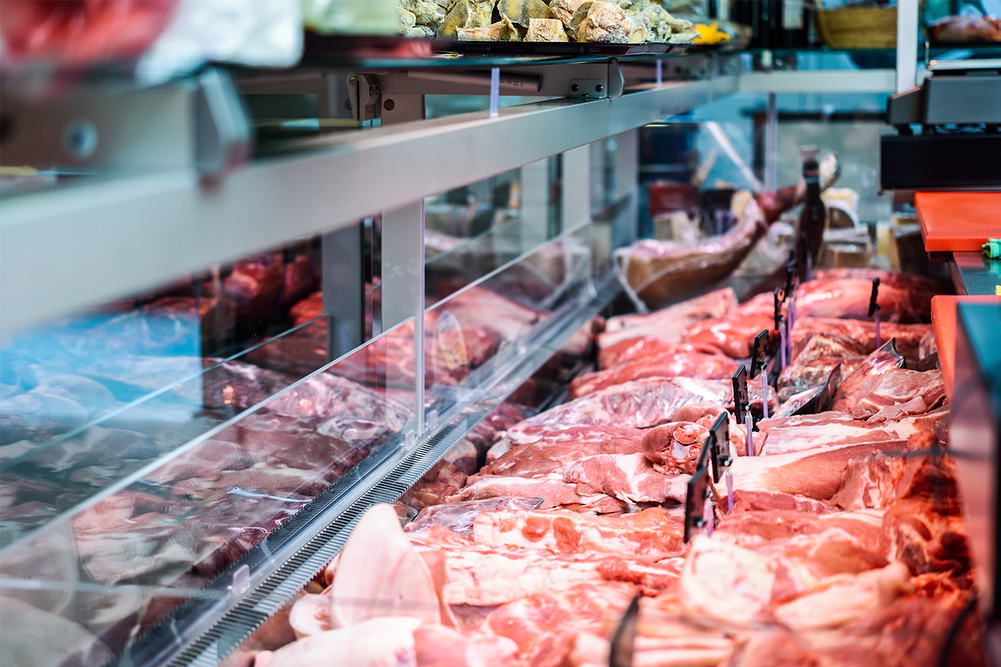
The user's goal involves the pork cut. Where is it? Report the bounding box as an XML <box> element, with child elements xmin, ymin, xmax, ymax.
<box><xmin>597</xmin><ymin>337</ymin><xmax>727</xmax><ymax>370</ymax></box>
<box><xmin>641</xmin><ymin>421</ymin><xmax>710</xmax><ymax>474</ymax></box>
<box><xmin>777</xmin><ymin>355</ymin><xmax>864</xmax><ymax>401</ymax></box>
<box><xmin>794</xmin><ymin>270</ymin><xmax>935</xmax><ymax>323</ymax></box>
<box><xmin>757</xmin><ymin>408</ymin><xmax>948</xmax><ymax>455</ymax></box>
<box><xmin>451</xmin><ymin>475</ymin><xmax>587</xmax><ymax>509</ymax></box>
<box><xmin>599</xmin><ymin>288</ymin><xmax>737</xmax><ymax>348</ymax></box>
<box><xmin>569</xmin><ymin>351</ymin><xmax>739</xmax><ymax>398</ymax></box>
<box><xmin>850</xmin><ymin>369</ymin><xmax>946</xmax><ymax>422</ymax></box>
<box><xmin>828</xmin><ymin>342</ymin><xmax>906</xmax><ymax>414</ymax></box>
<box><xmin>472</xmin><ymin>506</ymin><xmax>685</xmax><ymax>560</ymax></box>
<box><xmin>563</xmin><ymin>453</ymin><xmax>691</xmax><ymax>504</ymax></box>
<box><xmin>791</xmin><ymin>317</ymin><xmax>931</xmax><ymax>364</ymax></box>
<box><xmin>508</xmin><ymin>378</ymin><xmax>774</xmax><ymax>442</ymax></box>
<box><xmin>681</xmin><ymin>295</ymin><xmax>779</xmax><ymax>358</ymax></box>
<box><xmin>480</xmin><ymin>425</ymin><xmax>644</xmax><ymax>477</ymax></box>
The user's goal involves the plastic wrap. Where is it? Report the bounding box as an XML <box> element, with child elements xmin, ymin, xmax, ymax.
<box><xmin>405</xmin><ymin>497</ymin><xmax>543</xmax><ymax>535</ymax></box>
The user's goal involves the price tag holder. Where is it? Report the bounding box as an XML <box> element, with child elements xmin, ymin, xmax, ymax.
<box><xmin>785</xmin><ymin>259</ymin><xmax>796</xmax><ymax>297</ymax></box>
<box><xmin>773</xmin><ymin>288</ymin><xmax>784</xmax><ymax>332</ymax></box>
<box><xmin>731</xmin><ymin>365</ymin><xmax>749</xmax><ymax>423</ymax></box>
<box><xmin>609</xmin><ymin>595</ymin><xmax>641</xmax><ymax>667</ymax></box>
<box><xmin>751</xmin><ymin>330</ymin><xmax>769</xmax><ymax>380</ymax></box>
<box><xmin>709</xmin><ymin>412</ymin><xmax>734</xmax><ymax>514</ymax></box>
<box><xmin>684</xmin><ymin>462</ymin><xmax>712</xmax><ymax>543</ymax></box>
<box><xmin>869</xmin><ymin>277</ymin><xmax>882</xmax><ymax>347</ymax></box>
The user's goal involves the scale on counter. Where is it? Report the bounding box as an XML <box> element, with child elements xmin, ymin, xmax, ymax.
<box><xmin>881</xmin><ymin>55</ymin><xmax>1001</xmax><ymax>190</ymax></box>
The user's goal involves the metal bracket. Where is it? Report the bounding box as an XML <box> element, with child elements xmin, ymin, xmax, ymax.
<box><xmin>348</xmin><ymin>73</ymin><xmax>382</xmax><ymax>122</ymax></box>
<box><xmin>195</xmin><ymin>68</ymin><xmax>253</xmax><ymax>182</ymax></box>
<box><xmin>569</xmin><ymin>79</ymin><xmax>609</xmax><ymax>99</ymax></box>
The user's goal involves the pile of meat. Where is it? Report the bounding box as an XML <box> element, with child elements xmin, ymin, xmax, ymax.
<box><xmin>238</xmin><ymin>268</ymin><xmax>980</xmax><ymax>667</ymax></box>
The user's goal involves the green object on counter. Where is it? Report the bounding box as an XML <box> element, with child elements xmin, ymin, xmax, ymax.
<box><xmin>983</xmin><ymin>238</ymin><xmax>1001</xmax><ymax>259</ymax></box>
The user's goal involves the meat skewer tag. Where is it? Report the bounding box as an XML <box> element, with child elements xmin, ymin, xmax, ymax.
<box><xmin>790</xmin><ymin>364</ymin><xmax>843</xmax><ymax>417</ymax></box>
<box><xmin>774</xmin><ymin>288</ymin><xmax>787</xmax><ymax>372</ymax></box>
<box><xmin>732</xmin><ymin>365</ymin><xmax>753</xmax><ymax>456</ymax></box>
<box><xmin>608</xmin><ymin>594</ymin><xmax>642</xmax><ymax>667</ymax></box>
<box><xmin>684</xmin><ymin>443</ymin><xmax>713</xmax><ymax>543</ymax></box>
<box><xmin>708</xmin><ymin>412</ymin><xmax>733</xmax><ymax>514</ymax></box>
<box><xmin>751</xmin><ymin>330</ymin><xmax>770</xmax><ymax>420</ymax></box>
<box><xmin>869</xmin><ymin>277</ymin><xmax>882</xmax><ymax>348</ymax></box>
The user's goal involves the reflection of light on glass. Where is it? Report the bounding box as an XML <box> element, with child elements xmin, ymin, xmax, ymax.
<box><xmin>703</xmin><ymin>122</ymin><xmax>763</xmax><ymax>192</ymax></box>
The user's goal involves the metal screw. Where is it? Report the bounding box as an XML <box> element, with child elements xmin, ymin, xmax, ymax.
<box><xmin>596</xmin><ymin>84</ymin><xmax>604</xmax><ymax>92</ymax></box>
<box><xmin>64</xmin><ymin>120</ymin><xmax>98</xmax><ymax>160</ymax></box>
<box><xmin>571</xmin><ymin>84</ymin><xmax>579</xmax><ymax>92</ymax></box>
<box><xmin>384</xmin><ymin>99</ymin><xmax>396</xmax><ymax>111</ymax></box>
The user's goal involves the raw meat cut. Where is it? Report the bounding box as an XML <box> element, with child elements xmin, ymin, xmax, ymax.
<box><xmin>599</xmin><ymin>288</ymin><xmax>737</xmax><ymax>348</ymax></box>
<box><xmin>758</xmin><ymin>408</ymin><xmax>948</xmax><ymax>455</ymax></box>
<box><xmin>682</xmin><ymin>314</ymin><xmax>775</xmax><ymax>358</ymax></box>
<box><xmin>330</xmin><ymin>504</ymin><xmax>443</xmax><ymax>628</ymax></box>
<box><xmin>597</xmin><ymin>337</ymin><xmax>726</xmax><ymax>370</ymax></box>
<box><xmin>407</xmin><ymin>541</ymin><xmax>683</xmax><ymax>605</ymax></box>
<box><xmin>680</xmin><ymin>295</ymin><xmax>782</xmax><ymax>358</ymax></box>
<box><xmin>405</xmin><ymin>498</ymin><xmax>544</xmax><ymax>536</ymax></box>
<box><xmin>794</xmin><ymin>270</ymin><xmax>935</xmax><ymax>323</ymax></box>
<box><xmin>480</xmin><ymin>425</ymin><xmax>644</xmax><ymax>477</ymax></box>
<box><xmin>850</xmin><ymin>369</ymin><xmax>946</xmax><ymax>422</ymax></box>
<box><xmin>452</xmin><ymin>475</ymin><xmax>587</xmax><ymax>509</ymax></box>
<box><xmin>253</xmin><ymin>617</ymin><xmax>423</xmax><ymax>667</ymax></box>
<box><xmin>730</xmin><ymin>440</ymin><xmax>916</xmax><ymax>501</ymax></box>
<box><xmin>680</xmin><ymin>537</ymin><xmax>777</xmax><ymax>630</ymax></box>
<box><xmin>563</xmin><ymin>453</ymin><xmax>691</xmax><ymax>503</ymax></box>
<box><xmin>569</xmin><ymin>351</ymin><xmax>739</xmax><ymax>397</ymax></box>
<box><xmin>777</xmin><ymin>356</ymin><xmax>863</xmax><ymax>401</ymax></box>
<box><xmin>814</xmin><ymin>268</ymin><xmax>940</xmax><ymax>297</ymax></box>
<box><xmin>794</xmin><ymin>333</ymin><xmax>868</xmax><ymax>363</ymax></box>
<box><xmin>614</xmin><ymin>199</ymin><xmax>768</xmax><ymax>309</ymax></box>
<box><xmin>508</xmin><ymin>378</ymin><xmax>775</xmax><ymax>442</ymax></box>
<box><xmin>641</xmin><ymin>421</ymin><xmax>710</xmax><ymax>474</ymax></box>
<box><xmin>829</xmin><ymin>342</ymin><xmax>906</xmax><ymax>414</ymax></box>
<box><xmin>791</xmin><ymin>317</ymin><xmax>931</xmax><ymax>364</ymax></box>
<box><xmin>472</xmin><ymin>506</ymin><xmax>685</xmax><ymax>560</ymax></box>
<box><xmin>143</xmin><ymin>439</ymin><xmax>253</xmax><ymax>485</ymax></box>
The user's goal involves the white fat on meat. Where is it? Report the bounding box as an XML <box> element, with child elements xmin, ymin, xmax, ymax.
<box><xmin>563</xmin><ymin>453</ymin><xmax>690</xmax><ymax>504</ymax></box>
<box><xmin>600</xmin><ymin>288</ymin><xmax>737</xmax><ymax>347</ymax></box>
<box><xmin>680</xmin><ymin>537</ymin><xmax>776</xmax><ymax>630</ymax></box>
<box><xmin>253</xmin><ymin>616</ymin><xmax>422</xmax><ymax>667</ymax></box>
<box><xmin>850</xmin><ymin>369</ymin><xmax>946</xmax><ymax>422</ymax></box>
<box><xmin>330</xmin><ymin>504</ymin><xmax>442</xmax><ymax>628</ymax></box>
<box><xmin>773</xmin><ymin>562</ymin><xmax>913</xmax><ymax>631</ymax></box>
<box><xmin>414</xmin><ymin>623</ymin><xmax>521</xmax><ymax>667</ymax></box>
<box><xmin>472</xmin><ymin>506</ymin><xmax>685</xmax><ymax>560</ymax></box>
<box><xmin>288</xmin><ymin>592</ymin><xmax>332</xmax><ymax>638</ymax></box>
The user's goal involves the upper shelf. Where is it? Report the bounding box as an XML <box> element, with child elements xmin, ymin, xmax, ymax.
<box><xmin>0</xmin><ymin>68</ymin><xmax>736</xmax><ymax>338</ymax></box>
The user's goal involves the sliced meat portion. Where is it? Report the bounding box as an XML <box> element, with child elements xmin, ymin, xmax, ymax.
<box><xmin>452</xmin><ymin>475</ymin><xmax>586</xmax><ymax>509</ymax></box>
<box><xmin>829</xmin><ymin>342</ymin><xmax>906</xmax><ymax>414</ymax></box>
<box><xmin>794</xmin><ymin>333</ymin><xmax>869</xmax><ymax>363</ymax></box>
<box><xmin>794</xmin><ymin>271</ymin><xmax>934</xmax><ymax>323</ymax></box>
<box><xmin>790</xmin><ymin>317</ymin><xmax>931</xmax><ymax>365</ymax></box>
<box><xmin>681</xmin><ymin>314</ymin><xmax>775</xmax><ymax>359</ymax></box>
<box><xmin>570</xmin><ymin>351</ymin><xmax>739</xmax><ymax>397</ymax></box>
<box><xmin>778</xmin><ymin>356</ymin><xmax>864</xmax><ymax>401</ymax></box>
<box><xmin>563</xmin><ymin>453</ymin><xmax>690</xmax><ymax>503</ymax></box>
<box><xmin>597</xmin><ymin>337</ymin><xmax>726</xmax><ymax>370</ymax></box>
<box><xmin>481</xmin><ymin>425</ymin><xmax>644</xmax><ymax>477</ymax></box>
<box><xmin>730</xmin><ymin>440</ymin><xmax>915</xmax><ymax>501</ymax></box>
<box><xmin>509</xmin><ymin>377</ymin><xmax>774</xmax><ymax>442</ymax></box>
<box><xmin>472</xmin><ymin>506</ymin><xmax>685</xmax><ymax>560</ymax></box>
<box><xmin>758</xmin><ymin>409</ymin><xmax>948</xmax><ymax>455</ymax></box>
<box><xmin>600</xmin><ymin>287</ymin><xmax>737</xmax><ymax>348</ymax></box>
<box><xmin>850</xmin><ymin>369</ymin><xmax>946</xmax><ymax>422</ymax></box>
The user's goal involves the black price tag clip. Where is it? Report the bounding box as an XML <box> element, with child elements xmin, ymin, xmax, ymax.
<box><xmin>868</xmin><ymin>277</ymin><xmax>881</xmax><ymax>318</ymax></box>
<box><xmin>708</xmin><ymin>412</ymin><xmax>731</xmax><ymax>484</ymax></box>
<box><xmin>609</xmin><ymin>594</ymin><xmax>641</xmax><ymax>667</ymax></box>
<box><xmin>773</xmin><ymin>288</ymin><xmax>784</xmax><ymax>331</ymax></box>
<box><xmin>785</xmin><ymin>259</ymin><xmax>796</xmax><ymax>296</ymax></box>
<box><xmin>731</xmin><ymin>365</ymin><xmax>749</xmax><ymax>424</ymax></box>
<box><xmin>750</xmin><ymin>330</ymin><xmax>769</xmax><ymax>380</ymax></box>
<box><xmin>684</xmin><ymin>443</ymin><xmax>713</xmax><ymax>544</ymax></box>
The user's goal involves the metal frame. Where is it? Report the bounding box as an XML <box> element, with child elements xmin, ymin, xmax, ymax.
<box><xmin>1</xmin><ymin>72</ymin><xmax>736</xmax><ymax>336</ymax></box>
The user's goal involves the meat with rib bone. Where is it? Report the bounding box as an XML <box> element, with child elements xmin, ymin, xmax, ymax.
<box><xmin>850</xmin><ymin>369</ymin><xmax>946</xmax><ymax>422</ymax></box>
<box><xmin>508</xmin><ymin>377</ymin><xmax>775</xmax><ymax>442</ymax></box>
<box><xmin>472</xmin><ymin>505</ymin><xmax>685</xmax><ymax>560</ymax></box>
<box><xmin>563</xmin><ymin>452</ymin><xmax>691</xmax><ymax>503</ymax></box>
<box><xmin>597</xmin><ymin>337</ymin><xmax>727</xmax><ymax>370</ymax></box>
<box><xmin>791</xmin><ymin>317</ymin><xmax>931</xmax><ymax>365</ymax></box>
<box><xmin>599</xmin><ymin>287</ymin><xmax>737</xmax><ymax>348</ymax></box>
<box><xmin>570</xmin><ymin>350</ymin><xmax>739</xmax><ymax>397</ymax></box>
<box><xmin>829</xmin><ymin>342</ymin><xmax>906</xmax><ymax>414</ymax></box>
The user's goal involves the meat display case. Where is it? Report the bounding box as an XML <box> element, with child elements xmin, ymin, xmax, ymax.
<box><xmin>0</xmin><ymin>11</ymin><xmax>967</xmax><ymax>664</ymax></box>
